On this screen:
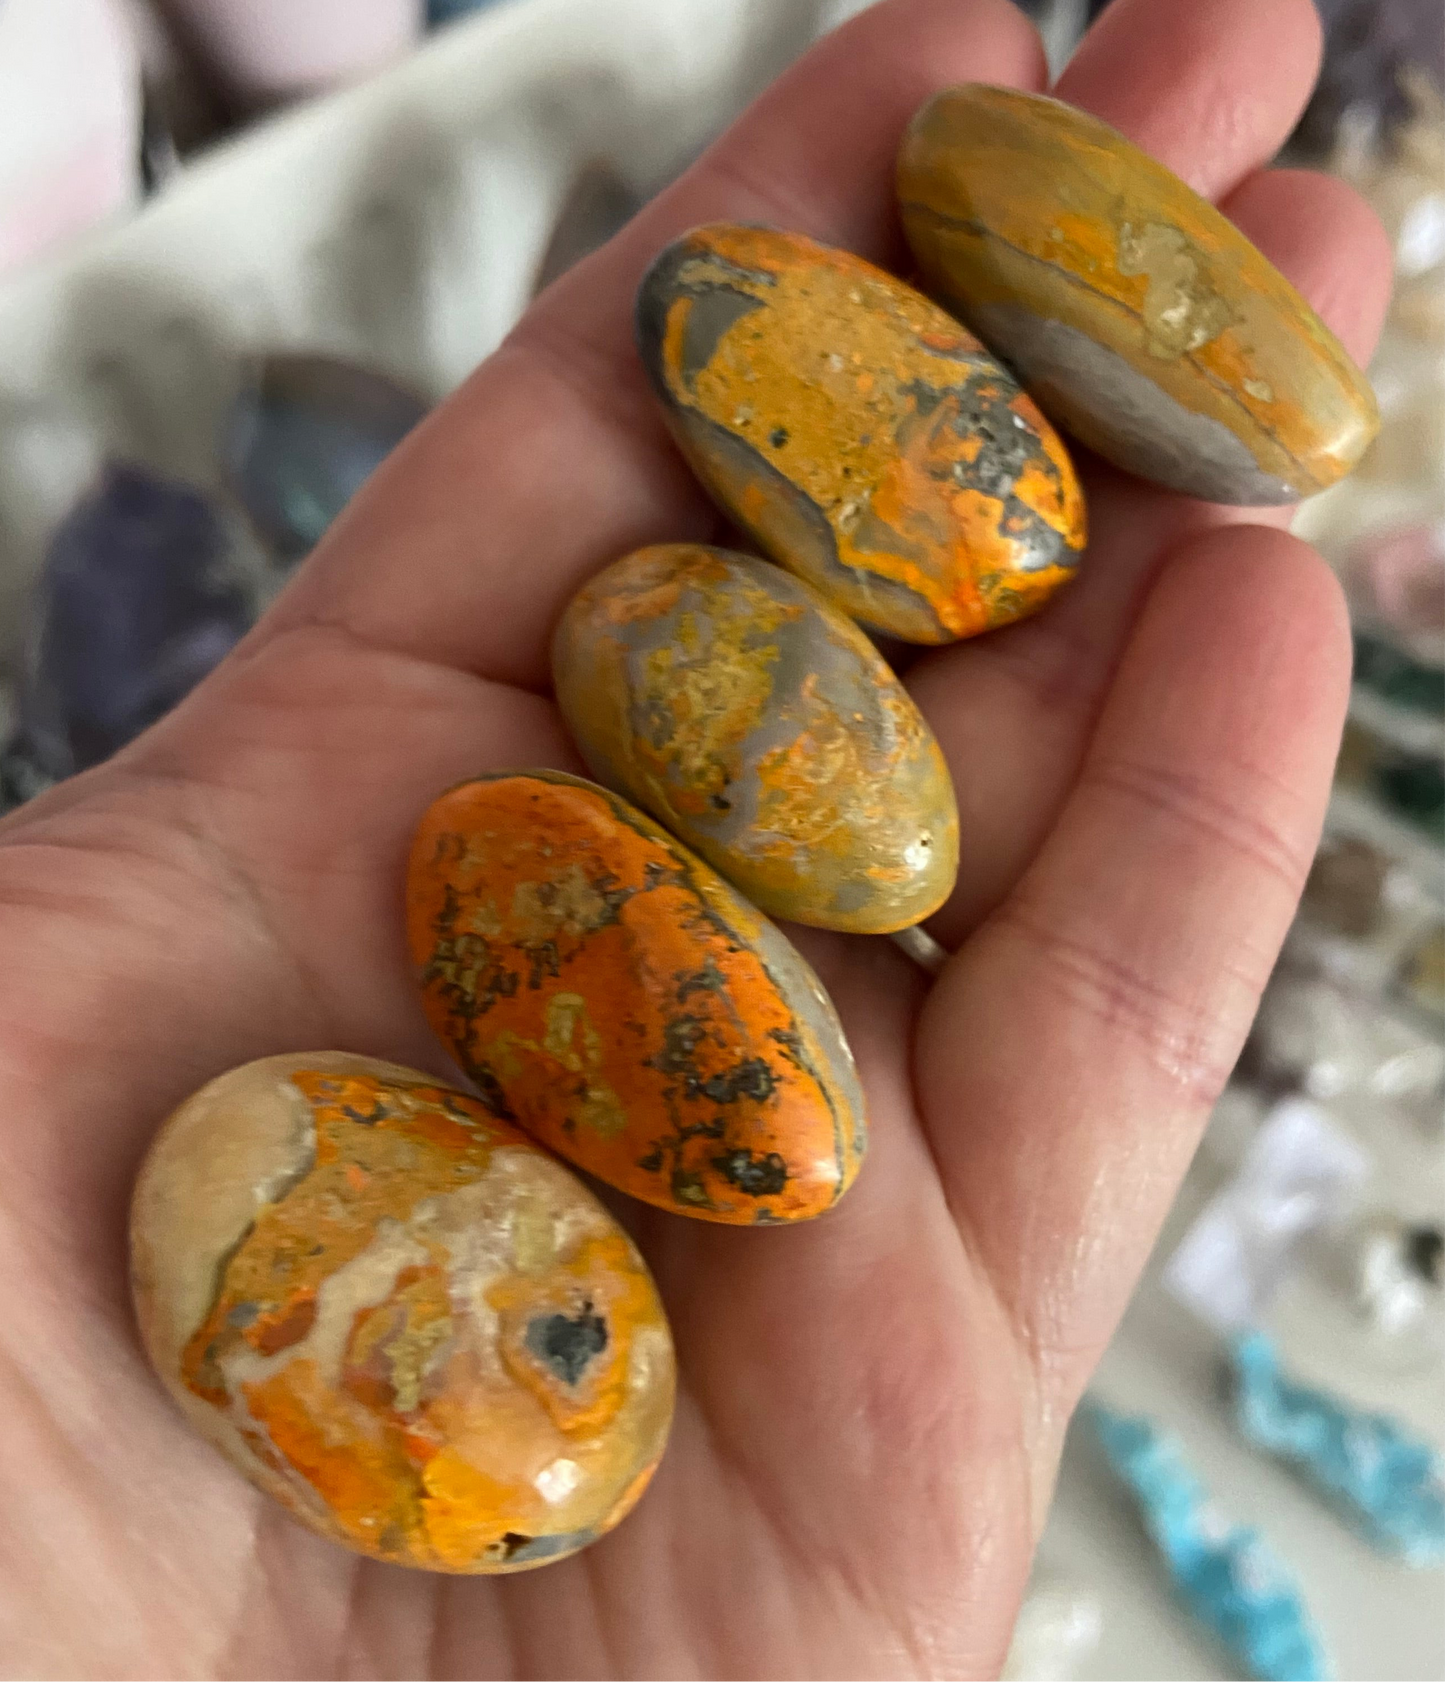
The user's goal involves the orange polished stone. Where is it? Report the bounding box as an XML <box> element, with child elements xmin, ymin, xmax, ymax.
<box><xmin>898</xmin><ymin>86</ymin><xmax>1379</xmax><ymax>504</ymax></box>
<box><xmin>635</xmin><ymin>222</ymin><xmax>1085</xmax><ymax>644</ymax></box>
<box><xmin>553</xmin><ymin>543</ymin><xmax>958</xmax><ymax>933</ymax></box>
<box><xmin>407</xmin><ymin>771</ymin><xmax>866</xmax><ymax>1222</ymax></box>
<box><xmin>130</xmin><ymin>1052</ymin><xmax>675</xmax><ymax>1572</ymax></box>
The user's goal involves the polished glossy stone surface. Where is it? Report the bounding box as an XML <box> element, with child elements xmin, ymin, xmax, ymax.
<box><xmin>553</xmin><ymin>543</ymin><xmax>958</xmax><ymax>932</ymax></box>
<box><xmin>635</xmin><ymin>222</ymin><xmax>1084</xmax><ymax>643</ymax></box>
<box><xmin>407</xmin><ymin>771</ymin><xmax>866</xmax><ymax>1222</ymax></box>
<box><xmin>898</xmin><ymin>86</ymin><xmax>1379</xmax><ymax>504</ymax></box>
<box><xmin>131</xmin><ymin>1052</ymin><xmax>674</xmax><ymax>1572</ymax></box>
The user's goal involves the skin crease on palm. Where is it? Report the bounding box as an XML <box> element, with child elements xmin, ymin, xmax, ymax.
<box><xmin>0</xmin><ymin>0</ymin><xmax>1395</xmax><ymax>1674</ymax></box>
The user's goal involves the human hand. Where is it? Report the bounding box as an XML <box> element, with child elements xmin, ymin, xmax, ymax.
<box><xmin>0</xmin><ymin>0</ymin><xmax>1392</xmax><ymax>1674</ymax></box>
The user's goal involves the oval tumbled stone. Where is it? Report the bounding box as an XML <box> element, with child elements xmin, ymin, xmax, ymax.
<box><xmin>897</xmin><ymin>86</ymin><xmax>1379</xmax><ymax>505</ymax></box>
<box><xmin>552</xmin><ymin>543</ymin><xmax>959</xmax><ymax>933</ymax></box>
<box><xmin>407</xmin><ymin>770</ymin><xmax>866</xmax><ymax>1222</ymax></box>
<box><xmin>130</xmin><ymin>1052</ymin><xmax>674</xmax><ymax>1572</ymax></box>
<box><xmin>635</xmin><ymin>222</ymin><xmax>1085</xmax><ymax>644</ymax></box>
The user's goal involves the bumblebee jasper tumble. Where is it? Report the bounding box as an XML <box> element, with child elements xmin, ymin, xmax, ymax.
<box><xmin>635</xmin><ymin>222</ymin><xmax>1084</xmax><ymax>643</ymax></box>
<box><xmin>898</xmin><ymin>86</ymin><xmax>1379</xmax><ymax>504</ymax></box>
<box><xmin>407</xmin><ymin>771</ymin><xmax>865</xmax><ymax>1222</ymax></box>
<box><xmin>553</xmin><ymin>543</ymin><xmax>958</xmax><ymax>932</ymax></box>
<box><xmin>130</xmin><ymin>1052</ymin><xmax>674</xmax><ymax>1571</ymax></box>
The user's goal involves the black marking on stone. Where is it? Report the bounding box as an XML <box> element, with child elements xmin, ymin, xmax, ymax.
<box><xmin>710</xmin><ymin>793</ymin><xmax>732</xmax><ymax>811</ymax></box>
<box><xmin>637</xmin><ymin>1145</ymin><xmax>664</xmax><ymax>1173</ymax></box>
<box><xmin>494</xmin><ymin>1529</ymin><xmax>591</xmax><ymax>1564</ymax></box>
<box><xmin>423</xmin><ymin>884</ymin><xmax>520</xmax><ymax>1023</ymax></box>
<box><xmin>769</xmin><ymin>426</ymin><xmax>789</xmax><ymax>448</ymax></box>
<box><xmin>643</xmin><ymin>858</ymin><xmax>685</xmax><ymax>890</ymax></box>
<box><xmin>698</xmin><ymin>1058</ymin><xmax>776</xmax><ymax>1104</ymax></box>
<box><xmin>675</xmin><ymin>1116</ymin><xmax>726</xmax><ymax>1144</ymax></box>
<box><xmin>226</xmin><ymin>1302</ymin><xmax>260</xmax><ymax>1328</ymax></box>
<box><xmin>466</xmin><ymin>1063</ymin><xmax>518</xmax><ymax>1122</ymax></box>
<box><xmin>522</xmin><ymin>939</ymin><xmax>562</xmax><ymax>990</ymax></box>
<box><xmin>525</xmin><ymin>1305</ymin><xmax>609</xmax><ymax>1387</ymax></box>
<box><xmin>649</xmin><ymin>1013</ymin><xmax>707</xmax><ymax>1079</ymax></box>
<box><xmin>651</xmin><ymin>1019</ymin><xmax>774</xmax><ymax>1107</ymax></box>
<box><xmin>712</xmin><ymin>1148</ymin><xmax>788</xmax><ymax>1197</ymax></box>
<box><xmin>676</xmin><ymin>956</ymin><xmax>726</xmax><ymax>1002</ymax></box>
<box><xmin>767</xmin><ymin>1025</ymin><xmax>807</xmax><ymax>1070</ymax></box>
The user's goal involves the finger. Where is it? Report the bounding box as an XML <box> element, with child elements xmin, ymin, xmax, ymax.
<box><xmin>912</xmin><ymin>164</ymin><xmax>1392</xmax><ymax>941</ymax></box>
<box><xmin>917</xmin><ymin>525</ymin><xmax>1350</xmax><ymax>1451</ymax></box>
<box><xmin>1053</xmin><ymin>0</ymin><xmax>1321</xmax><ymax>198</ymax></box>
<box><xmin>260</xmin><ymin>0</ymin><xmax>1046</xmax><ymax>690</ymax></box>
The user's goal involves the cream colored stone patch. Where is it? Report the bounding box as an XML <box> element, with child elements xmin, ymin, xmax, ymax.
<box><xmin>224</xmin><ymin>1220</ymin><xmax>429</xmax><ymax>1397</ymax></box>
<box><xmin>543</xmin><ymin>993</ymin><xmax>602</xmax><ymax>1069</ymax></box>
<box><xmin>1117</xmin><ymin>222</ymin><xmax>1234</xmax><ymax>358</ymax></box>
<box><xmin>132</xmin><ymin>1055</ymin><xmax>324</xmax><ymax>1375</ymax></box>
<box><xmin>511</xmin><ymin>865</ymin><xmax>614</xmax><ymax>941</ymax></box>
<box><xmin>482</xmin><ymin>998</ymin><xmax>629</xmax><ymax>1139</ymax></box>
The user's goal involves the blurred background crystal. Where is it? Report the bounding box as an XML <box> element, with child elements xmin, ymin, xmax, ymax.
<box><xmin>1228</xmin><ymin>1329</ymin><xmax>1445</xmax><ymax>1566</ymax></box>
<box><xmin>1084</xmin><ymin>1402</ymin><xmax>1332</xmax><ymax>1682</ymax></box>
<box><xmin>223</xmin><ymin>353</ymin><xmax>429</xmax><ymax>564</ymax></box>
<box><xmin>2</xmin><ymin>461</ymin><xmax>250</xmax><ymax>800</ymax></box>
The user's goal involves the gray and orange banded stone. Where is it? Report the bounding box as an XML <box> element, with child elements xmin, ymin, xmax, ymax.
<box><xmin>898</xmin><ymin>86</ymin><xmax>1379</xmax><ymax>504</ymax></box>
<box><xmin>635</xmin><ymin>222</ymin><xmax>1085</xmax><ymax>644</ymax></box>
<box><xmin>553</xmin><ymin>543</ymin><xmax>958</xmax><ymax>933</ymax></box>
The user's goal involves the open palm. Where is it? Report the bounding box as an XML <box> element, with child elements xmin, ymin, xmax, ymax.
<box><xmin>0</xmin><ymin>0</ymin><xmax>1392</xmax><ymax>1674</ymax></box>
